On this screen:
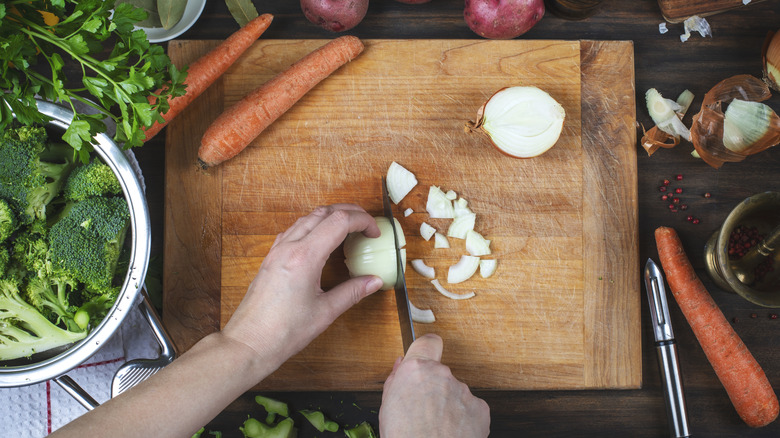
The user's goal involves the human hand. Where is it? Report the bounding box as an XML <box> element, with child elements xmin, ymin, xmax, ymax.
<box><xmin>221</xmin><ymin>204</ymin><xmax>385</xmax><ymax>374</ymax></box>
<box><xmin>379</xmin><ymin>334</ymin><xmax>490</xmax><ymax>438</ymax></box>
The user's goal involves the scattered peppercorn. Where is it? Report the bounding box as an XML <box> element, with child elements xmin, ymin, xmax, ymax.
<box><xmin>751</xmin><ymin>313</ymin><xmax>758</xmax><ymax>319</ymax></box>
<box><xmin>692</xmin><ymin>218</ymin><xmax>700</xmax><ymax>224</ymax></box>
<box><xmin>674</xmin><ymin>188</ymin><xmax>683</xmax><ymax>194</ymax></box>
<box><xmin>680</xmin><ymin>204</ymin><xmax>688</xmax><ymax>210</ymax></box>
<box><xmin>771</xmin><ymin>314</ymin><xmax>778</xmax><ymax>320</ymax></box>
<box><xmin>704</xmin><ymin>192</ymin><xmax>711</xmax><ymax>198</ymax></box>
<box><xmin>676</xmin><ymin>174</ymin><xmax>683</xmax><ymax>181</ymax></box>
<box><xmin>663</xmin><ymin>179</ymin><xmax>671</xmax><ymax>186</ymax></box>
<box><xmin>659</xmin><ymin>186</ymin><xmax>667</xmax><ymax>192</ymax></box>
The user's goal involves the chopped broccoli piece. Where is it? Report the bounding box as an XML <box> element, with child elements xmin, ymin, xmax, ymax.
<box><xmin>344</xmin><ymin>422</ymin><xmax>377</xmax><ymax>438</ymax></box>
<box><xmin>62</xmin><ymin>159</ymin><xmax>122</xmax><ymax>201</ymax></box>
<box><xmin>240</xmin><ymin>417</ymin><xmax>296</xmax><ymax>438</ymax></box>
<box><xmin>300</xmin><ymin>410</ymin><xmax>339</xmax><ymax>433</ymax></box>
<box><xmin>0</xmin><ymin>126</ymin><xmax>76</xmax><ymax>223</ymax></box>
<box><xmin>0</xmin><ymin>199</ymin><xmax>18</xmax><ymax>243</ymax></box>
<box><xmin>0</xmin><ymin>278</ymin><xmax>87</xmax><ymax>361</ymax></box>
<box><xmin>255</xmin><ymin>395</ymin><xmax>290</xmax><ymax>424</ymax></box>
<box><xmin>49</xmin><ymin>197</ymin><xmax>130</xmax><ymax>290</ymax></box>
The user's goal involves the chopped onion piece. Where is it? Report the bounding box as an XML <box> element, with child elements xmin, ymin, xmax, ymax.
<box><xmin>434</xmin><ymin>232</ymin><xmax>450</xmax><ymax>249</ymax></box>
<box><xmin>465</xmin><ymin>230</ymin><xmax>491</xmax><ymax>256</ymax></box>
<box><xmin>426</xmin><ymin>186</ymin><xmax>454</xmax><ymax>218</ymax></box>
<box><xmin>403</xmin><ymin>208</ymin><xmax>413</xmax><ymax>217</ymax></box>
<box><xmin>387</xmin><ymin>161</ymin><xmax>418</xmax><ymax>204</ymax></box>
<box><xmin>447</xmin><ymin>255</ymin><xmax>480</xmax><ymax>284</ymax></box>
<box><xmin>411</xmin><ymin>259</ymin><xmax>435</xmax><ymax>279</ymax></box>
<box><xmin>453</xmin><ymin>198</ymin><xmax>473</xmax><ymax>217</ymax></box>
<box><xmin>410</xmin><ymin>300</ymin><xmax>435</xmax><ymax>323</ymax></box>
<box><xmin>431</xmin><ymin>279</ymin><xmax>475</xmax><ymax>300</ymax></box>
<box><xmin>445</xmin><ymin>190</ymin><xmax>457</xmax><ymax>200</ymax></box>
<box><xmin>480</xmin><ymin>259</ymin><xmax>497</xmax><ymax>278</ymax></box>
<box><xmin>420</xmin><ymin>222</ymin><xmax>436</xmax><ymax>241</ymax></box>
<box><xmin>447</xmin><ymin>213</ymin><xmax>476</xmax><ymax>239</ymax></box>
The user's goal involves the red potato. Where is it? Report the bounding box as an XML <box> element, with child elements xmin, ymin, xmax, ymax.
<box><xmin>301</xmin><ymin>0</ymin><xmax>369</xmax><ymax>32</ymax></box>
<box><xmin>464</xmin><ymin>0</ymin><xmax>545</xmax><ymax>39</ymax></box>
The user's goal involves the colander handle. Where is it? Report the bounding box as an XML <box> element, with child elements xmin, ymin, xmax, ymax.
<box><xmin>53</xmin><ymin>375</ymin><xmax>100</xmax><ymax>411</ymax></box>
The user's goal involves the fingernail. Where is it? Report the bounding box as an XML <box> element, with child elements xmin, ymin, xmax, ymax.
<box><xmin>367</xmin><ymin>276</ymin><xmax>384</xmax><ymax>292</ymax></box>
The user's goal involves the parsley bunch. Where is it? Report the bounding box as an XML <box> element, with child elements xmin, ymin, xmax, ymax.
<box><xmin>0</xmin><ymin>0</ymin><xmax>187</xmax><ymax>162</ymax></box>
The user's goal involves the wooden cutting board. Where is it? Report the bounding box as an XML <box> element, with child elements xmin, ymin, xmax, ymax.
<box><xmin>658</xmin><ymin>0</ymin><xmax>766</xmax><ymax>23</ymax></box>
<box><xmin>163</xmin><ymin>39</ymin><xmax>640</xmax><ymax>391</ymax></box>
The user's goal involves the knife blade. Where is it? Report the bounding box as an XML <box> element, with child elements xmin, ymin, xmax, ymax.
<box><xmin>644</xmin><ymin>258</ymin><xmax>691</xmax><ymax>438</ymax></box>
<box><xmin>381</xmin><ymin>177</ymin><xmax>415</xmax><ymax>352</ymax></box>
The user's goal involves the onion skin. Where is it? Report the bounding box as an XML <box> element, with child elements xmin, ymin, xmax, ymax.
<box><xmin>762</xmin><ymin>30</ymin><xmax>780</xmax><ymax>91</ymax></box>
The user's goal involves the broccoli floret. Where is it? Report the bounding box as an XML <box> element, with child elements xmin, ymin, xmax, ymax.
<box><xmin>0</xmin><ymin>126</ymin><xmax>76</xmax><ymax>223</ymax></box>
<box><xmin>0</xmin><ymin>278</ymin><xmax>87</xmax><ymax>361</ymax></box>
<box><xmin>0</xmin><ymin>246</ymin><xmax>9</xmax><ymax>278</ymax></box>
<box><xmin>25</xmin><ymin>274</ymin><xmax>81</xmax><ymax>330</ymax></box>
<box><xmin>0</xmin><ymin>199</ymin><xmax>19</xmax><ymax>244</ymax></box>
<box><xmin>10</xmin><ymin>219</ymin><xmax>51</xmax><ymax>278</ymax></box>
<box><xmin>49</xmin><ymin>197</ymin><xmax>130</xmax><ymax>290</ymax></box>
<box><xmin>62</xmin><ymin>159</ymin><xmax>122</xmax><ymax>201</ymax></box>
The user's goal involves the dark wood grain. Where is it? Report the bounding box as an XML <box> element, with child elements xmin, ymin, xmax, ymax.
<box><xmin>657</xmin><ymin>0</ymin><xmax>767</xmax><ymax>23</ymax></box>
<box><xmin>136</xmin><ymin>0</ymin><xmax>780</xmax><ymax>436</ymax></box>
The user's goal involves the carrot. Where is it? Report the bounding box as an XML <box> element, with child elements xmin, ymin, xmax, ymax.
<box><xmin>197</xmin><ymin>35</ymin><xmax>365</xmax><ymax>169</ymax></box>
<box><xmin>142</xmin><ymin>14</ymin><xmax>274</xmax><ymax>142</ymax></box>
<box><xmin>655</xmin><ymin>226</ymin><xmax>779</xmax><ymax>428</ymax></box>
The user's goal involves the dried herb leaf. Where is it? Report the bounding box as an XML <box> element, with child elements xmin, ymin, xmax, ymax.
<box><xmin>116</xmin><ymin>0</ymin><xmax>161</xmax><ymax>28</ymax></box>
<box><xmin>158</xmin><ymin>0</ymin><xmax>187</xmax><ymax>30</ymax></box>
<box><xmin>225</xmin><ymin>0</ymin><xmax>260</xmax><ymax>27</ymax></box>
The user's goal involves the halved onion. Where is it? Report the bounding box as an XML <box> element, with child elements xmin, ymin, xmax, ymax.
<box><xmin>447</xmin><ymin>213</ymin><xmax>476</xmax><ymax>240</ymax></box>
<box><xmin>426</xmin><ymin>186</ymin><xmax>454</xmax><ymax>218</ymax></box>
<box><xmin>447</xmin><ymin>255</ymin><xmax>480</xmax><ymax>284</ymax></box>
<box><xmin>387</xmin><ymin>161</ymin><xmax>417</xmax><ymax>204</ymax></box>
<box><xmin>465</xmin><ymin>86</ymin><xmax>565</xmax><ymax>158</ymax></box>
<box><xmin>480</xmin><ymin>259</ymin><xmax>498</xmax><ymax>278</ymax></box>
<box><xmin>431</xmin><ymin>279</ymin><xmax>475</xmax><ymax>300</ymax></box>
<box><xmin>410</xmin><ymin>300</ymin><xmax>435</xmax><ymax>323</ymax></box>
<box><xmin>465</xmin><ymin>230</ymin><xmax>491</xmax><ymax>256</ymax></box>
<box><xmin>411</xmin><ymin>259</ymin><xmax>435</xmax><ymax>279</ymax></box>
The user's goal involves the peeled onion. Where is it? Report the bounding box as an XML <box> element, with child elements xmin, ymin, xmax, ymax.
<box><xmin>447</xmin><ymin>255</ymin><xmax>480</xmax><ymax>284</ymax></box>
<box><xmin>343</xmin><ymin>216</ymin><xmax>406</xmax><ymax>290</ymax></box>
<box><xmin>465</xmin><ymin>86</ymin><xmax>565</xmax><ymax>158</ymax></box>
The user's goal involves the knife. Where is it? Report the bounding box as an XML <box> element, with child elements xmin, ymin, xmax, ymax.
<box><xmin>381</xmin><ymin>177</ymin><xmax>415</xmax><ymax>352</ymax></box>
<box><xmin>644</xmin><ymin>258</ymin><xmax>691</xmax><ymax>438</ymax></box>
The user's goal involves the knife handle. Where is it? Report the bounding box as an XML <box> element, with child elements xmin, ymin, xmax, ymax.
<box><xmin>656</xmin><ymin>341</ymin><xmax>691</xmax><ymax>438</ymax></box>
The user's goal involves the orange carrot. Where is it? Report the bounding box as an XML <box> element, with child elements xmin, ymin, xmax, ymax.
<box><xmin>655</xmin><ymin>226</ymin><xmax>779</xmax><ymax>428</ymax></box>
<box><xmin>197</xmin><ymin>35</ymin><xmax>365</xmax><ymax>169</ymax></box>
<box><xmin>143</xmin><ymin>14</ymin><xmax>274</xmax><ymax>142</ymax></box>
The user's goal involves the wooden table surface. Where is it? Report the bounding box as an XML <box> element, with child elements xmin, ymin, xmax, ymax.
<box><xmin>136</xmin><ymin>0</ymin><xmax>780</xmax><ymax>436</ymax></box>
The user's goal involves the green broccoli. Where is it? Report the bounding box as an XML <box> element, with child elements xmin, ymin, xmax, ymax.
<box><xmin>10</xmin><ymin>219</ymin><xmax>51</xmax><ymax>278</ymax></box>
<box><xmin>0</xmin><ymin>125</ymin><xmax>76</xmax><ymax>223</ymax></box>
<box><xmin>0</xmin><ymin>245</ymin><xmax>9</xmax><ymax>278</ymax></box>
<box><xmin>240</xmin><ymin>417</ymin><xmax>296</xmax><ymax>438</ymax></box>
<box><xmin>0</xmin><ymin>198</ymin><xmax>18</xmax><ymax>243</ymax></box>
<box><xmin>62</xmin><ymin>159</ymin><xmax>122</xmax><ymax>201</ymax></box>
<box><xmin>25</xmin><ymin>275</ymin><xmax>81</xmax><ymax>331</ymax></box>
<box><xmin>49</xmin><ymin>196</ymin><xmax>130</xmax><ymax>290</ymax></box>
<box><xmin>0</xmin><ymin>278</ymin><xmax>87</xmax><ymax>361</ymax></box>
<box><xmin>344</xmin><ymin>422</ymin><xmax>377</xmax><ymax>438</ymax></box>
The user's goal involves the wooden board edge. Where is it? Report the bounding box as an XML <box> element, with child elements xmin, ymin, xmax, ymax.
<box><xmin>580</xmin><ymin>40</ymin><xmax>642</xmax><ymax>389</ymax></box>
<box><xmin>163</xmin><ymin>40</ymin><xmax>224</xmax><ymax>352</ymax></box>
<box><xmin>658</xmin><ymin>0</ymin><xmax>765</xmax><ymax>23</ymax></box>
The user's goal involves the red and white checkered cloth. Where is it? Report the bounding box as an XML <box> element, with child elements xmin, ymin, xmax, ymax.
<box><xmin>0</xmin><ymin>295</ymin><xmax>159</xmax><ymax>436</ymax></box>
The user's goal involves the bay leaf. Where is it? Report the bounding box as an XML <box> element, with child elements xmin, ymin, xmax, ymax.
<box><xmin>158</xmin><ymin>0</ymin><xmax>187</xmax><ymax>30</ymax></box>
<box><xmin>116</xmin><ymin>0</ymin><xmax>162</xmax><ymax>28</ymax></box>
<box><xmin>225</xmin><ymin>0</ymin><xmax>259</xmax><ymax>27</ymax></box>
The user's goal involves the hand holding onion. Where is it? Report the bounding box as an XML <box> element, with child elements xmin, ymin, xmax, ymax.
<box><xmin>222</xmin><ymin>204</ymin><xmax>385</xmax><ymax>372</ymax></box>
